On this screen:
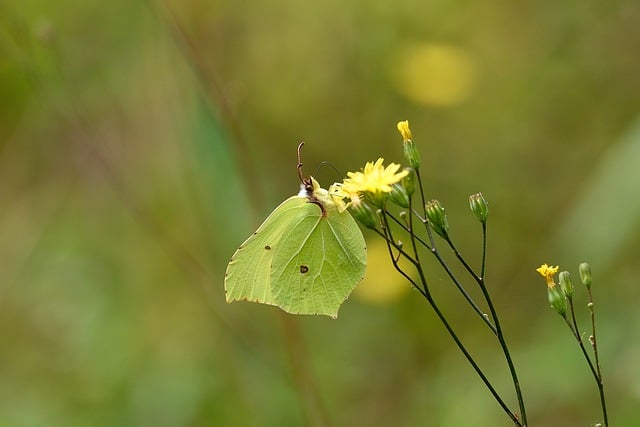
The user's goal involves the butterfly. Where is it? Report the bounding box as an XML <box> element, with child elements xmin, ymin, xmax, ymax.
<box><xmin>224</xmin><ymin>144</ymin><xmax>366</xmax><ymax>318</ymax></box>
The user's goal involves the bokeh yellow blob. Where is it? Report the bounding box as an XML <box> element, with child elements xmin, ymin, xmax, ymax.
<box><xmin>391</xmin><ymin>43</ymin><xmax>476</xmax><ymax>107</ymax></box>
<box><xmin>353</xmin><ymin>239</ymin><xmax>411</xmax><ymax>305</ymax></box>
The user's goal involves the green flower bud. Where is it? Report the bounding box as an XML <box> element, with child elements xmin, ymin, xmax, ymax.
<box><xmin>364</xmin><ymin>190</ymin><xmax>389</xmax><ymax>209</ymax></box>
<box><xmin>469</xmin><ymin>192</ymin><xmax>489</xmax><ymax>223</ymax></box>
<box><xmin>559</xmin><ymin>270</ymin><xmax>573</xmax><ymax>299</ymax></box>
<box><xmin>402</xmin><ymin>167</ymin><xmax>416</xmax><ymax>198</ymax></box>
<box><xmin>548</xmin><ymin>286</ymin><xmax>567</xmax><ymax>317</ymax></box>
<box><xmin>425</xmin><ymin>200</ymin><xmax>449</xmax><ymax>239</ymax></box>
<box><xmin>403</xmin><ymin>139</ymin><xmax>421</xmax><ymax>169</ymax></box>
<box><xmin>579</xmin><ymin>262</ymin><xmax>592</xmax><ymax>289</ymax></box>
<box><xmin>348</xmin><ymin>198</ymin><xmax>378</xmax><ymax>229</ymax></box>
<box><xmin>389</xmin><ymin>183</ymin><xmax>410</xmax><ymax>208</ymax></box>
<box><xmin>397</xmin><ymin>121</ymin><xmax>421</xmax><ymax>169</ymax></box>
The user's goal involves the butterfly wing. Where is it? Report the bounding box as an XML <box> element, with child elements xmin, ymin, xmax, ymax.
<box><xmin>224</xmin><ymin>196</ymin><xmax>307</xmax><ymax>306</ymax></box>
<box><xmin>271</xmin><ymin>200</ymin><xmax>367</xmax><ymax>318</ymax></box>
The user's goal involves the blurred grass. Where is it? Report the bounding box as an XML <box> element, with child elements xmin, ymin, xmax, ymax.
<box><xmin>1</xmin><ymin>0</ymin><xmax>640</xmax><ymax>426</ymax></box>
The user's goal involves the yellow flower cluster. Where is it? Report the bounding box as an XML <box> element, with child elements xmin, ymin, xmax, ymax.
<box><xmin>342</xmin><ymin>158</ymin><xmax>409</xmax><ymax>196</ymax></box>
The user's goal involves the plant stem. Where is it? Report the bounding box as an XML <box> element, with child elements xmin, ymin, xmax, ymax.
<box><xmin>386</xmin><ymin>212</ymin><xmax>431</xmax><ymax>249</ymax></box>
<box><xmin>380</xmin><ymin>210</ymin><xmax>522</xmax><ymax>426</ymax></box>
<box><xmin>445</xmin><ymin>235</ymin><xmax>528</xmax><ymax>426</ymax></box>
<box><xmin>483</xmin><ymin>282</ymin><xmax>528</xmax><ymax>427</ymax></box>
<box><xmin>280</xmin><ymin>314</ymin><xmax>333</xmax><ymax>427</ymax></box>
<box><xmin>428</xmin><ymin>238</ymin><xmax>497</xmax><ymax>332</ymax></box>
<box><xmin>424</xmin><ymin>289</ymin><xmax>522</xmax><ymax>426</ymax></box>
<box><xmin>566</xmin><ymin>300</ymin><xmax>598</xmax><ymax>380</ymax></box>
<box><xmin>481</xmin><ymin>222</ymin><xmax>487</xmax><ymax>278</ymax></box>
<box><xmin>386</xmin><ymin>212</ymin><xmax>496</xmax><ymax>332</ymax></box>
<box><xmin>564</xmin><ymin>298</ymin><xmax>608</xmax><ymax>426</ymax></box>
<box><xmin>587</xmin><ymin>289</ymin><xmax>609</xmax><ymax>427</ymax></box>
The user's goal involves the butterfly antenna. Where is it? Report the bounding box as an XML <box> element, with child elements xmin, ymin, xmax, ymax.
<box><xmin>314</xmin><ymin>161</ymin><xmax>342</xmax><ymax>181</ymax></box>
<box><xmin>296</xmin><ymin>142</ymin><xmax>306</xmax><ymax>183</ymax></box>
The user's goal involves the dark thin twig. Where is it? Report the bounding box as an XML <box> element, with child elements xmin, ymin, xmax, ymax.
<box><xmin>566</xmin><ymin>300</ymin><xmax>599</xmax><ymax>380</ymax></box>
<box><xmin>380</xmin><ymin>210</ymin><xmax>521</xmax><ymax>426</ymax></box>
<box><xmin>445</xmin><ymin>236</ymin><xmax>528</xmax><ymax>426</ymax></box>
<box><xmin>586</xmin><ymin>289</ymin><xmax>609</xmax><ymax>427</ymax></box>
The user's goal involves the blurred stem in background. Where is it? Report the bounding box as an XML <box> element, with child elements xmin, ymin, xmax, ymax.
<box><xmin>150</xmin><ymin>2</ymin><xmax>336</xmax><ymax>425</ymax></box>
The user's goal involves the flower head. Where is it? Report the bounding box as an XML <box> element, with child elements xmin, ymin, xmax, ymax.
<box><xmin>396</xmin><ymin>121</ymin><xmax>420</xmax><ymax>168</ymax></box>
<box><xmin>342</xmin><ymin>158</ymin><xmax>409</xmax><ymax>198</ymax></box>
<box><xmin>536</xmin><ymin>263</ymin><xmax>559</xmax><ymax>289</ymax></box>
<box><xmin>397</xmin><ymin>120</ymin><xmax>413</xmax><ymax>141</ymax></box>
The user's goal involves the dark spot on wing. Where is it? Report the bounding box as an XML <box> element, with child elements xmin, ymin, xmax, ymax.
<box><xmin>300</xmin><ymin>265</ymin><xmax>309</xmax><ymax>274</ymax></box>
<box><xmin>265</xmin><ymin>245</ymin><xmax>271</xmax><ymax>250</ymax></box>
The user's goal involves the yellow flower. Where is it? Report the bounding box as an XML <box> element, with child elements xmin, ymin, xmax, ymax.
<box><xmin>397</xmin><ymin>120</ymin><xmax>412</xmax><ymax>141</ymax></box>
<box><xmin>342</xmin><ymin>158</ymin><xmax>409</xmax><ymax>196</ymax></box>
<box><xmin>536</xmin><ymin>264</ymin><xmax>559</xmax><ymax>289</ymax></box>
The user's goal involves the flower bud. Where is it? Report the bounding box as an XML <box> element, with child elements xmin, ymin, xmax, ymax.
<box><xmin>536</xmin><ymin>263</ymin><xmax>559</xmax><ymax>288</ymax></box>
<box><xmin>558</xmin><ymin>270</ymin><xmax>573</xmax><ymax>299</ymax></box>
<box><xmin>397</xmin><ymin>120</ymin><xmax>412</xmax><ymax>140</ymax></box>
<box><xmin>425</xmin><ymin>199</ymin><xmax>449</xmax><ymax>238</ymax></box>
<box><xmin>403</xmin><ymin>140</ymin><xmax>421</xmax><ymax>169</ymax></box>
<box><xmin>364</xmin><ymin>189</ymin><xmax>389</xmax><ymax>209</ymax></box>
<box><xmin>548</xmin><ymin>286</ymin><xmax>567</xmax><ymax>317</ymax></box>
<box><xmin>389</xmin><ymin>183</ymin><xmax>410</xmax><ymax>208</ymax></box>
<box><xmin>397</xmin><ymin>120</ymin><xmax>421</xmax><ymax>169</ymax></box>
<box><xmin>579</xmin><ymin>262</ymin><xmax>592</xmax><ymax>289</ymax></box>
<box><xmin>469</xmin><ymin>192</ymin><xmax>489</xmax><ymax>223</ymax></box>
<box><xmin>402</xmin><ymin>167</ymin><xmax>416</xmax><ymax>198</ymax></box>
<box><xmin>348</xmin><ymin>198</ymin><xmax>378</xmax><ymax>229</ymax></box>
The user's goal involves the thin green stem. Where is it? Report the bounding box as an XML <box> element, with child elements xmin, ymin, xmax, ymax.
<box><xmin>564</xmin><ymin>301</ymin><xmax>598</xmax><ymax>380</ymax></box>
<box><xmin>386</xmin><ymin>211</ymin><xmax>495</xmax><ymax>332</ymax></box>
<box><xmin>587</xmin><ymin>289</ymin><xmax>609</xmax><ymax>427</ymax></box>
<box><xmin>414</xmin><ymin>169</ymin><xmax>428</xmax><ymax>218</ymax></box>
<box><xmin>406</xmin><ymin>197</ymin><xmax>424</xmax><ymax>291</ymax></box>
<box><xmin>380</xmin><ymin>210</ymin><xmax>521</xmax><ymax>427</ymax></box>
<box><xmin>478</xmin><ymin>277</ymin><xmax>527</xmax><ymax>426</ymax></box>
<box><xmin>403</xmin><ymin>172</ymin><xmax>492</xmax><ymax>328</ymax></box>
<box><xmin>481</xmin><ymin>222</ymin><xmax>487</xmax><ymax>278</ymax></box>
<box><xmin>376</xmin><ymin>214</ymin><xmax>427</xmax><ymax>297</ymax></box>
<box><xmin>373</xmin><ymin>228</ymin><xmax>426</xmax><ymax>297</ymax></box>
<box><xmin>429</xmin><ymin>238</ymin><xmax>496</xmax><ymax>332</ymax></box>
<box><xmin>386</xmin><ymin>212</ymin><xmax>431</xmax><ymax>249</ymax></box>
<box><xmin>423</xmin><ymin>289</ymin><xmax>522</xmax><ymax>427</ymax></box>
<box><xmin>564</xmin><ymin>298</ymin><xmax>608</xmax><ymax>426</ymax></box>
<box><xmin>445</xmin><ymin>235</ymin><xmax>528</xmax><ymax>426</ymax></box>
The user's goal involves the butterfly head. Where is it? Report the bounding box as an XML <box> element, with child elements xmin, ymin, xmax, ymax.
<box><xmin>300</xmin><ymin>177</ymin><xmax>316</xmax><ymax>197</ymax></box>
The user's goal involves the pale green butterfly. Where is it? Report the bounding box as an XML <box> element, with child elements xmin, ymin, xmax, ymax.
<box><xmin>224</xmin><ymin>144</ymin><xmax>367</xmax><ymax>318</ymax></box>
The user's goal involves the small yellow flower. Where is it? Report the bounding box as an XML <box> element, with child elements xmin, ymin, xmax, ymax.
<box><xmin>397</xmin><ymin>120</ymin><xmax>412</xmax><ymax>141</ymax></box>
<box><xmin>536</xmin><ymin>263</ymin><xmax>559</xmax><ymax>289</ymax></box>
<box><xmin>342</xmin><ymin>158</ymin><xmax>409</xmax><ymax>196</ymax></box>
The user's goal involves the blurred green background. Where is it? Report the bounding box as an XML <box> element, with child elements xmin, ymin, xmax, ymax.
<box><xmin>2</xmin><ymin>0</ymin><xmax>640</xmax><ymax>426</ymax></box>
